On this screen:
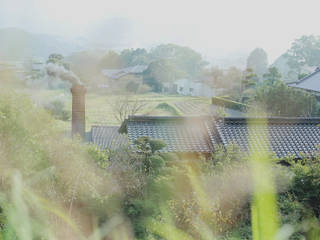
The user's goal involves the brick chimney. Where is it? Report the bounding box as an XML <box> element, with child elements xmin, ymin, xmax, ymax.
<box><xmin>71</xmin><ymin>84</ymin><xmax>86</xmax><ymax>139</ymax></box>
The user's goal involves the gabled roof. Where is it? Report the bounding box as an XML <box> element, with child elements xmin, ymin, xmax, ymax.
<box><xmin>288</xmin><ymin>67</ymin><xmax>320</xmax><ymax>93</ymax></box>
<box><xmin>125</xmin><ymin>116</ymin><xmax>214</xmax><ymax>153</ymax></box>
<box><xmin>90</xmin><ymin>116</ymin><xmax>320</xmax><ymax>158</ymax></box>
<box><xmin>101</xmin><ymin>65</ymin><xmax>148</xmax><ymax>80</ymax></box>
<box><xmin>215</xmin><ymin>117</ymin><xmax>320</xmax><ymax>158</ymax></box>
<box><xmin>90</xmin><ymin>126</ymin><xmax>129</xmax><ymax>150</ymax></box>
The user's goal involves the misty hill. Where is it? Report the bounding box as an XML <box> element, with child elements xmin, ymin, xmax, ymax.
<box><xmin>0</xmin><ymin>28</ymin><xmax>84</xmax><ymax>61</ymax></box>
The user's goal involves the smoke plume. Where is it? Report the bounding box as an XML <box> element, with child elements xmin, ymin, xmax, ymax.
<box><xmin>46</xmin><ymin>63</ymin><xmax>82</xmax><ymax>85</ymax></box>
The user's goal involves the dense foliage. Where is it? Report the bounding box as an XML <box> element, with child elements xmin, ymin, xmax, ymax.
<box><xmin>98</xmin><ymin>44</ymin><xmax>208</xmax><ymax>92</ymax></box>
<box><xmin>1</xmin><ymin>88</ymin><xmax>320</xmax><ymax>240</ymax></box>
<box><xmin>44</xmin><ymin>99</ymin><xmax>71</xmax><ymax>121</ymax></box>
<box><xmin>285</xmin><ymin>35</ymin><xmax>320</xmax><ymax>76</ymax></box>
<box><xmin>250</xmin><ymin>80</ymin><xmax>318</xmax><ymax>117</ymax></box>
<box><xmin>246</xmin><ymin>48</ymin><xmax>268</xmax><ymax>77</ymax></box>
<box><xmin>0</xmin><ymin>90</ymin><xmax>111</xmax><ymax>239</ymax></box>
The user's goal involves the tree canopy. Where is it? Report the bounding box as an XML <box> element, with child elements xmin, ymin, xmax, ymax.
<box><xmin>149</xmin><ymin>44</ymin><xmax>208</xmax><ymax>78</ymax></box>
<box><xmin>285</xmin><ymin>35</ymin><xmax>320</xmax><ymax>75</ymax></box>
<box><xmin>120</xmin><ymin>48</ymin><xmax>149</xmax><ymax>66</ymax></box>
<box><xmin>142</xmin><ymin>59</ymin><xmax>185</xmax><ymax>92</ymax></box>
<box><xmin>262</xmin><ymin>67</ymin><xmax>282</xmax><ymax>85</ymax></box>
<box><xmin>47</xmin><ymin>53</ymin><xmax>69</xmax><ymax>70</ymax></box>
<box><xmin>99</xmin><ymin>50</ymin><xmax>124</xmax><ymax>69</ymax></box>
<box><xmin>246</xmin><ymin>48</ymin><xmax>268</xmax><ymax>77</ymax></box>
<box><xmin>251</xmin><ymin>81</ymin><xmax>318</xmax><ymax>117</ymax></box>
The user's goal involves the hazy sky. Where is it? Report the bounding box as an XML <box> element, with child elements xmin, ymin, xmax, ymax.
<box><xmin>1</xmin><ymin>0</ymin><xmax>320</xmax><ymax>62</ymax></box>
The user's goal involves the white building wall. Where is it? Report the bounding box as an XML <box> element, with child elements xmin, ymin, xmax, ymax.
<box><xmin>174</xmin><ymin>78</ymin><xmax>216</xmax><ymax>97</ymax></box>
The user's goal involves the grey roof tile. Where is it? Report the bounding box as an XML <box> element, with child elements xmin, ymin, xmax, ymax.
<box><xmin>101</xmin><ymin>65</ymin><xmax>148</xmax><ymax>79</ymax></box>
<box><xmin>126</xmin><ymin>116</ymin><xmax>213</xmax><ymax>153</ymax></box>
<box><xmin>215</xmin><ymin>117</ymin><xmax>320</xmax><ymax>158</ymax></box>
<box><xmin>91</xmin><ymin>126</ymin><xmax>129</xmax><ymax>150</ymax></box>
<box><xmin>90</xmin><ymin>116</ymin><xmax>320</xmax><ymax>158</ymax></box>
<box><xmin>288</xmin><ymin>67</ymin><xmax>320</xmax><ymax>93</ymax></box>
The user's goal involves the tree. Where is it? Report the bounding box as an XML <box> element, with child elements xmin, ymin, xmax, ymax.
<box><xmin>285</xmin><ymin>35</ymin><xmax>320</xmax><ymax>76</ymax></box>
<box><xmin>150</xmin><ymin>44</ymin><xmax>208</xmax><ymax>78</ymax></box>
<box><xmin>246</xmin><ymin>48</ymin><xmax>268</xmax><ymax>77</ymax></box>
<box><xmin>120</xmin><ymin>48</ymin><xmax>149</xmax><ymax>66</ymax></box>
<box><xmin>251</xmin><ymin>81</ymin><xmax>318</xmax><ymax>117</ymax></box>
<box><xmin>143</xmin><ymin>59</ymin><xmax>184</xmax><ymax>92</ymax></box>
<box><xmin>223</xmin><ymin>67</ymin><xmax>243</xmax><ymax>97</ymax></box>
<box><xmin>263</xmin><ymin>67</ymin><xmax>282</xmax><ymax>85</ymax></box>
<box><xmin>134</xmin><ymin>136</ymin><xmax>167</xmax><ymax>156</ymax></box>
<box><xmin>242</xmin><ymin>68</ymin><xmax>258</xmax><ymax>90</ymax></box>
<box><xmin>126</xmin><ymin>81</ymin><xmax>140</xmax><ymax>93</ymax></box>
<box><xmin>99</xmin><ymin>51</ymin><xmax>124</xmax><ymax>69</ymax></box>
<box><xmin>207</xmin><ymin>67</ymin><xmax>224</xmax><ymax>88</ymax></box>
<box><xmin>240</xmin><ymin>68</ymin><xmax>260</xmax><ymax>103</ymax></box>
<box><xmin>46</xmin><ymin>53</ymin><xmax>69</xmax><ymax>70</ymax></box>
<box><xmin>110</xmin><ymin>95</ymin><xmax>148</xmax><ymax>123</ymax></box>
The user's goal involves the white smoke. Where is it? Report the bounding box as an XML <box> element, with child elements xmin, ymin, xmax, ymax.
<box><xmin>46</xmin><ymin>63</ymin><xmax>82</xmax><ymax>85</ymax></box>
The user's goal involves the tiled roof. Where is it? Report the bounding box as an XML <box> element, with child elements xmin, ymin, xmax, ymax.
<box><xmin>101</xmin><ymin>65</ymin><xmax>148</xmax><ymax>80</ymax></box>
<box><xmin>214</xmin><ymin>117</ymin><xmax>320</xmax><ymax>158</ymax></box>
<box><xmin>126</xmin><ymin>116</ymin><xmax>213</xmax><ymax>153</ymax></box>
<box><xmin>288</xmin><ymin>67</ymin><xmax>320</xmax><ymax>93</ymax></box>
<box><xmin>90</xmin><ymin>126</ymin><xmax>129</xmax><ymax>150</ymax></box>
<box><xmin>90</xmin><ymin>116</ymin><xmax>320</xmax><ymax>158</ymax></box>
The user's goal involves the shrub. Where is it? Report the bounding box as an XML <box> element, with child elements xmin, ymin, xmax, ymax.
<box><xmin>44</xmin><ymin>99</ymin><xmax>71</xmax><ymax>121</ymax></box>
<box><xmin>155</xmin><ymin>103</ymin><xmax>181</xmax><ymax>116</ymax></box>
<box><xmin>0</xmin><ymin>90</ymin><xmax>110</xmax><ymax>239</ymax></box>
<box><xmin>126</xmin><ymin>81</ymin><xmax>140</xmax><ymax>93</ymax></box>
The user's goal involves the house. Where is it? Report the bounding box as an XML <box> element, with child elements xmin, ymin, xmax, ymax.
<box><xmin>89</xmin><ymin>126</ymin><xmax>129</xmax><ymax>150</ymax></box>
<box><xmin>288</xmin><ymin>67</ymin><xmax>320</xmax><ymax>102</ymax></box>
<box><xmin>164</xmin><ymin>78</ymin><xmax>216</xmax><ymax>97</ymax></box>
<box><xmin>117</xmin><ymin>115</ymin><xmax>320</xmax><ymax>158</ymax></box>
<box><xmin>101</xmin><ymin>65</ymin><xmax>148</xmax><ymax>80</ymax></box>
<box><xmin>69</xmin><ymin>85</ymin><xmax>320</xmax><ymax>158</ymax></box>
<box><xmin>101</xmin><ymin>65</ymin><xmax>148</xmax><ymax>91</ymax></box>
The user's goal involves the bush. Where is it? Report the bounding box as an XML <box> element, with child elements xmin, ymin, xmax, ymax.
<box><xmin>251</xmin><ymin>81</ymin><xmax>319</xmax><ymax>117</ymax></box>
<box><xmin>289</xmin><ymin>157</ymin><xmax>320</xmax><ymax>217</ymax></box>
<box><xmin>155</xmin><ymin>103</ymin><xmax>181</xmax><ymax>116</ymax></box>
<box><xmin>0</xmin><ymin>90</ymin><xmax>109</xmax><ymax>239</ymax></box>
<box><xmin>126</xmin><ymin>81</ymin><xmax>140</xmax><ymax>93</ymax></box>
<box><xmin>44</xmin><ymin>99</ymin><xmax>71</xmax><ymax>121</ymax></box>
<box><xmin>211</xmin><ymin>96</ymin><xmax>248</xmax><ymax>112</ymax></box>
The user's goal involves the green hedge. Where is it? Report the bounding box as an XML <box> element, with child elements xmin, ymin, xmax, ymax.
<box><xmin>211</xmin><ymin>96</ymin><xmax>247</xmax><ymax>111</ymax></box>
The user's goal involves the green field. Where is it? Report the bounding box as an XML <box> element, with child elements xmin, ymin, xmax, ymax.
<box><xmin>21</xmin><ymin>89</ymin><xmax>211</xmax><ymax>133</ymax></box>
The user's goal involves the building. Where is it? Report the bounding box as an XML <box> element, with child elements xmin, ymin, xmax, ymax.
<box><xmin>117</xmin><ymin>115</ymin><xmax>320</xmax><ymax>159</ymax></box>
<box><xmin>101</xmin><ymin>65</ymin><xmax>148</xmax><ymax>80</ymax></box>
<box><xmin>288</xmin><ymin>67</ymin><xmax>320</xmax><ymax>102</ymax></box>
<box><xmin>164</xmin><ymin>78</ymin><xmax>216</xmax><ymax>97</ymax></box>
<box><xmin>69</xmin><ymin>85</ymin><xmax>320</xmax><ymax>158</ymax></box>
<box><xmin>100</xmin><ymin>65</ymin><xmax>148</xmax><ymax>91</ymax></box>
<box><xmin>89</xmin><ymin>126</ymin><xmax>129</xmax><ymax>150</ymax></box>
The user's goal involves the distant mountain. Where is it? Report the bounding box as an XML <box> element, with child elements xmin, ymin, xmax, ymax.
<box><xmin>0</xmin><ymin>28</ymin><xmax>85</xmax><ymax>61</ymax></box>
